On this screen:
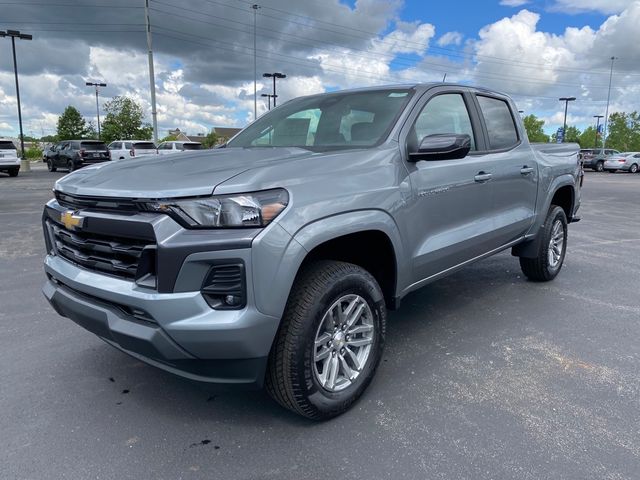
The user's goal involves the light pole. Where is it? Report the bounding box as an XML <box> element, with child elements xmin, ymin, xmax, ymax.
<box><xmin>559</xmin><ymin>97</ymin><xmax>576</xmax><ymax>142</ymax></box>
<box><xmin>144</xmin><ymin>0</ymin><xmax>158</xmax><ymax>143</ymax></box>
<box><xmin>262</xmin><ymin>72</ymin><xmax>286</xmax><ymax>107</ymax></box>
<box><xmin>593</xmin><ymin>115</ymin><xmax>604</xmax><ymax>148</ymax></box>
<box><xmin>251</xmin><ymin>4</ymin><xmax>260</xmax><ymax>121</ymax></box>
<box><xmin>1</xmin><ymin>29</ymin><xmax>32</xmax><ymax>172</ymax></box>
<box><xmin>85</xmin><ymin>82</ymin><xmax>107</xmax><ymax>139</ymax></box>
<box><xmin>261</xmin><ymin>93</ymin><xmax>274</xmax><ymax>110</ymax></box>
<box><xmin>603</xmin><ymin>56</ymin><xmax>617</xmax><ymax>149</ymax></box>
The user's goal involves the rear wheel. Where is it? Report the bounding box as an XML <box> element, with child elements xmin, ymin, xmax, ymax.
<box><xmin>47</xmin><ymin>159</ymin><xmax>57</xmax><ymax>172</ymax></box>
<box><xmin>519</xmin><ymin>206</ymin><xmax>568</xmax><ymax>282</ymax></box>
<box><xmin>8</xmin><ymin>167</ymin><xmax>19</xmax><ymax>177</ymax></box>
<box><xmin>595</xmin><ymin>161</ymin><xmax>604</xmax><ymax>172</ymax></box>
<box><xmin>266</xmin><ymin>260</ymin><xmax>386</xmax><ymax>420</ymax></box>
<box><xmin>630</xmin><ymin>163</ymin><xmax>638</xmax><ymax>173</ymax></box>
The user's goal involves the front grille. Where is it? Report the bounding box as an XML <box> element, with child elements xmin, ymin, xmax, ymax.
<box><xmin>55</xmin><ymin>191</ymin><xmax>139</xmax><ymax>212</ymax></box>
<box><xmin>49</xmin><ymin>221</ymin><xmax>155</xmax><ymax>282</ymax></box>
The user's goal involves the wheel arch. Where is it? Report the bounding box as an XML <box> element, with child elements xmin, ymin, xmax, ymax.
<box><xmin>252</xmin><ymin>210</ymin><xmax>407</xmax><ymax>321</ymax></box>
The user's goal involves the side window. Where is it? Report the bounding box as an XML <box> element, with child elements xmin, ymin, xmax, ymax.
<box><xmin>477</xmin><ymin>96</ymin><xmax>519</xmax><ymax>150</ymax></box>
<box><xmin>124</xmin><ymin>142</ymin><xmax>132</xmax><ymax>150</ymax></box>
<box><xmin>411</xmin><ymin>93</ymin><xmax>476</xmax><ymax>151</ymax></box>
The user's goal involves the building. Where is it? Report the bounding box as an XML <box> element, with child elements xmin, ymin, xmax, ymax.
<box><xmin>167</xmin><ymin>127</ymin><xmax>242</xmax><ymax>146</ymax></box>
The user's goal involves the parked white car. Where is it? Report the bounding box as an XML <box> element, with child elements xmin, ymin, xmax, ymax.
<box><xmin>603</xmin><ymin>152</ymin><xmax>640</xmax><ymax>173</ymax></box>
<box><xmin>0</xmin><ymin>139</ymin><xmax>20</xmax><ymax>177</ymax></box>
<box><xmin>107</xmin><ymin>140</ymin><xmax>158</xmax><ymax>160</ymax></box>
<box><xmin>156</xmin><ymin>141</ymin><xmax>202</xmax><ymax>155</ymax></box>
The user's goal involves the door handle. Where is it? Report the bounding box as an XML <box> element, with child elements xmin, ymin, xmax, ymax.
<box><xmin>474</xmin><ymin>172</ymin><xmax>492</xmax><ymax>183</ymax></box>
<box><xmin>520</xmin><ymin>166</ymin><xmax>534</xmax><ymax>175</ymax></box>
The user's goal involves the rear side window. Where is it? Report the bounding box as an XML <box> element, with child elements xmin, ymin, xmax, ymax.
<box><xmin>183</xmin><ymin>143</ymin><xmax>202</xmax><ymax>150</ymax></box>
<box><xmin>477</xmin><ymin>96</ymin><xmax>519</xmax><ymax>150</ymax></box>
<box><xmin>133</xmin><ymin>142</ymin><xmax>155</xmax><ymax>149</ymax></box>
<box><xmin>81</xmin><ymin>142</ymin><xmax>107</xmax><ymax>150</ymax></box>
<box><xmin>0</xmin><ymin>141</ymin><xmax>16</xmax><ymax>149</ymax></box>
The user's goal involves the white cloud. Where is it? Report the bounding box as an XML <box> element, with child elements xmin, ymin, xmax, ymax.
<box><xmin>437</xmin><ymin>31</ymin><xmax>463</xmax><ymax>46</ymax></box>
<box><xmin>500</xmin><ymin>0</ymin><xmax>531</xmax><ymax>7</ymax></box>
<box><xmin>550</xmin><ymin>0</ymin><xmax>637</xmax><ymax>15</ymax></box>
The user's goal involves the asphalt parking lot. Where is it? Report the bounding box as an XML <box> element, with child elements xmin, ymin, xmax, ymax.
<box><xmin>2</xmin><ymin>165</ymin><xmax>640</xmax><ymax>479</ymax></box>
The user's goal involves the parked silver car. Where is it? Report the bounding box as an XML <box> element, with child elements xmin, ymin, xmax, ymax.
<box><xmin>603</xmin><ymin>152</ymin><xmax>640</xmax><ymax>173</ymax></box>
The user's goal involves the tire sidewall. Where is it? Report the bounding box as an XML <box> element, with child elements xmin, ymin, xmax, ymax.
<box><xmin>291</xmin><ymin>270</ymin><xmax>385</xmax><ymax>417</ymax></box>
<box><xmin>541</xmin><ymin>207</ymin><xmax>568</xmax><ymax>278</ymax></box>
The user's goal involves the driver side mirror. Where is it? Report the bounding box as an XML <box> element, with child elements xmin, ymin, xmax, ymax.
<box><xmin>409</xmin><ymin>133</ymin><xmax>471</xmax><ymax>161</ymax></box>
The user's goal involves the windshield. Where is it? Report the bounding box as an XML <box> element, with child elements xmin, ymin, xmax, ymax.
<box><xmin>81</xmin><ymin>141</ymin><xmax>107</xmax><ymax>150</ymax></box>
<box><xmin>228</xmin><ymin>88</ymin><xmax>414</xmax><ymax>150</ymax></box>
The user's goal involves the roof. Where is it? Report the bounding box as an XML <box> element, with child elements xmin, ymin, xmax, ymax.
<box><xmin>212</xmin><ymin>127</ymin><xmax>242</xmax><ymax>138</ymax></box>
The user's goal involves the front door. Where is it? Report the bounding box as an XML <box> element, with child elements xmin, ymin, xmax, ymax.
<box><xmin>402</xmin><ymin>90</ymin><xmax>501</xmax><ymax>283</ymax></box>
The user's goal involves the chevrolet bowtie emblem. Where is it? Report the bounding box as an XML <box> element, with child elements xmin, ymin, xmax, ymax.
<box><xmin>60</xmin><ymin>210</ymin><xmax>84</xmax><ymax>230</ymax></box>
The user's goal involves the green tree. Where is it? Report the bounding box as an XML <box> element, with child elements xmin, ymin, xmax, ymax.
<box><xmin>57</xmin><ymin>106</ymin><xmax>90</xmax><ymax>140</ymax></box>
<box><xmin>564</xmin><ymin>125</ymin><xmax>581</xmax><ymax>144</ymax></box>
<box><xmin>577</xmin><ymin>126</ymin><xmax>598</xmax><ymax>148</ymax></box>
<box><xmin>552</xmin><ymin>125</ymin><xmax>581</xmax><ymax>144</ymax></box>
<box><xmin>606</xmin><ymin>112</ymin><xmax>640</xmax><ymax>152</ymax></box>
<box><xmin>101</xmin><ymin>96</ymin><xmax>153</xmax><ymax>143</ymax></box>
<box><xmin>201</xmin><ymin>130</ymin><xmax>219</xmax><ymax>149</ymax></box>
<box><xmin>40</xmin><ymin>134</ymin><xmax>59</xmax><ymax>143</ymax></box>
<box><xmin>160</xmin><ymin>134</ymin><xmax>179</xmax><ymax>142</ymax></box>
<box><xmin>523</xmin><ymin>114</ymin><xmax>550</xmax><ymax>143</ymax></box>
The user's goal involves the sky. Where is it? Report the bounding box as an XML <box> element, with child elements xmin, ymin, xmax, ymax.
<box><xmin>0</xmin><ymin>0</ymin><xmax>639</xmax><ymax>139</ymax></box>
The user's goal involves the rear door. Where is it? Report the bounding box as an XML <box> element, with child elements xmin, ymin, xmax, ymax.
<box><xmin>474</xmin><ymin>94</ymin><xmax>538</xmax><ymax>245</ymax></box>
<box><xmin>400</xmin><ymin>87</ymin><xmax>502</xmax><ymax>282</ymax></box>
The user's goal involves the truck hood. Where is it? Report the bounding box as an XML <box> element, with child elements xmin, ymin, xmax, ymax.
<box><xmin>54</xmin><ymin>147</ymin><xmax>316</xmax><ymax>198</ymax></box>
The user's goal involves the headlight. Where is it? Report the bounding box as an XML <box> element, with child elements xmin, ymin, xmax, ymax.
<box><xmin>144</xmin><ymin>188</ymin><xmax>288</xmax><ymax>228</ymax></box>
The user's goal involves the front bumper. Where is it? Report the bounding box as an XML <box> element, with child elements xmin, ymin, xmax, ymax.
<box><xmin>42</xmin><ymin>199</ymin><xmax>282</xmax><ymax>387</ymax></box>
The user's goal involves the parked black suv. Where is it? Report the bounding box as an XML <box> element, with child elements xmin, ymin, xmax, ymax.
<box><xmin>46</xmin><ymin>140</ymin><xmax>110</xmax><ymax>172</ymax></box>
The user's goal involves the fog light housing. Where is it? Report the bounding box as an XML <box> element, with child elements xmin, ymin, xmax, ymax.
<box><xmin>201</xmin><ymin>261</ymin><xmax>246</xmax><ymax>310</ymax></box>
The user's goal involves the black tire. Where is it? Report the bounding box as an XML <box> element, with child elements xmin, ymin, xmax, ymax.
<box><xmin>630</xmin><ymin>164</ymin><xmax>638</xmax><ymax>173</ymax></box>
<box><xmin>8</xmin><ymin>167</ymin><xmax>19</xmax><ymax>177</ymax></box>
<box><xmin>47</xmin><ymin>160</ymin><xmax>57</xmax><ymax>172</ymax></box>
<box><xmin>67</xmin><ymin>160</ymin><xmax>75</xmax><ymax>172</ymax></box>
<box><xmin>608</xmin><ymin>169</ymin><xmax>616</xmax><ymax>173</ymax></box>
<box><xmin>519</xmin><ymin>206</ymin><xmax>568</xmax><ymax>282</ymax></box>
<box><xmin>595</xmin><ymin>161</ymin><xmax>604</xmax><ymax>172</ymax></box>
<box><xmin>266</xmin><ymin>260</ymin><xmax>386</xmax><ymax>420</ymax></box>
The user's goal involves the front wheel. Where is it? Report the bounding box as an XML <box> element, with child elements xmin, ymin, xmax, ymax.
<box><xmin>519</xmin><ymin>206</ymin><xmax>568</xmax><ymax>282</ymax></box>
<box><xmin>630</xmin><ymin>164</ymin><xmax>638</xmax><ymax>173</ymax></box>
<box><xmin>595</xmin><ymin>161</ymin><xmax>604</xmax><ymax>172</ymax></box>
<box><xmin>67</xmin><ymin>160</ymin><xmax>75</xmax><ymax>172</ymax></box>
<box><xmin>266</xmin><ymin>260</ymin><xmax>386</xmax><ymax>420</ymax></box>
<box><xmin>47</xmin><ymin>159</ymin><xmax>57</xmax><ymax>172</ymax></box>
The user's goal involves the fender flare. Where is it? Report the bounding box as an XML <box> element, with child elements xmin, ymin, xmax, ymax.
<box><xmin>513</xmin><ymin>175</ymin><xmax>576</xmax><ymax>258</ymax></box>
<box><xmin>251</xmin><ymin>210</ymin><xmax>407</xmax><ymax>318</ymax></box>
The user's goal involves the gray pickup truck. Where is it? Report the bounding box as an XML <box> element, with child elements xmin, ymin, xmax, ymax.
<box><xmin>42</xmin><ymin>84</ymin><xmax>581</xmax><ymax>419</ymax></box>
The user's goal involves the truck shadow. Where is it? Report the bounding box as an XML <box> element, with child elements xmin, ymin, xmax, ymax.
<box><xmin>76</xmin><ymin>251</ymin><xmax>524</xmax><ymax>426</ymax></box>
